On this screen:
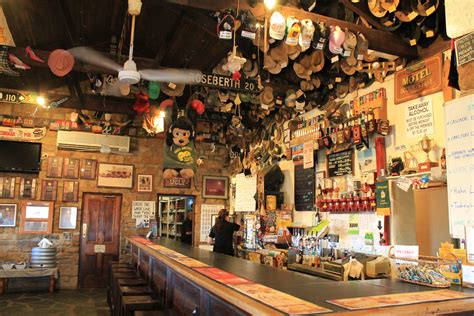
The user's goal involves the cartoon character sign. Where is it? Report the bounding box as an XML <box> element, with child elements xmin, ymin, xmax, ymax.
<box><xmin>163</xmin><ymin>116</ymin><xmax>196</xmax><ymax>179</ymax></box>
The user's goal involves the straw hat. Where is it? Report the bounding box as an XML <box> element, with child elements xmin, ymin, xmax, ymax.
<box><xmin>287</xmin><ymin>44</ymin><xmax>301</xmax><ymax>60</ymax></box>
<box><xmin>260</xmin><ymin>85</ymin><xmax>275</xmax><ymax>108</ymax></box>
<box><xmin>340</xmin><ymin>57</ymin><xmax>356</xmax><ymax>75</ymax></box>
<box><xmin>368</xmin><ymin>0</ymin><xmax>387</xmax><ymax>17</ymax></box>
<box><xmin>293</xmin><ymin>62</ymin><xmax>312</xmax><ymax>80</ymax></box>
<box><xmin>310</xmin><ymin>49</ymin><xmax>325</xmax><ymax>72</ymax></box>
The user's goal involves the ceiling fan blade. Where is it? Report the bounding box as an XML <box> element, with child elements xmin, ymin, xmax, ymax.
<box><xmin>139</xmin><ymin>68</ymin><xmax>202</xmax><ymax>84</ymax></box>
<box><xmin>68</xmin><ymin>46</ymin><xmax>123</xmax><ymax>73</ymax></box>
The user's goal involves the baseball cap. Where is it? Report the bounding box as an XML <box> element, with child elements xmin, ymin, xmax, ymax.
<box><xmin>217</xmin><ymin>14</ymin><xmax>235</xmax><ymax>40</ymax></box>
<box><xmin>285</xmin><ymin>17</ymin><xmax>301</xmax><ymax>46</ymax></box>
<box><xmin>269</xmin><ymin>11</ymin><xmax>286</xmax><ymax>40</ymax></box>
<box><xmin>329</xmin><ymin>26</ymin><xmax>345</xmax><ymax>55</ymax></box>
<box><xmin>299</xmin><ymin>19</ymin><xmax>315</xmax><ymax>51</ymax></box>
<box><xmin>312</xmin><ymin>22</ymin><xmax>329</xmax><ymax>50</ymax></box>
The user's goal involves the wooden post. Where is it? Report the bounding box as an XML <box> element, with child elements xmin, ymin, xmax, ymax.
<box><xmin>375</xmin><ymin>137</ymin><xmax>390</xmax><ymax>245</ymax></box>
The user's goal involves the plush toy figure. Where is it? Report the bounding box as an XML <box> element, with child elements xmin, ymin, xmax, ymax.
<box><xmin>163</xmin><ymin>116</ymin><xmax>196</xmax><ymax>179</ymax></box>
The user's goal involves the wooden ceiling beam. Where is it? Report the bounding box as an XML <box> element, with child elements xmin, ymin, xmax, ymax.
<box><xmin>160</xmin><ymin>0</ymin><xmax>418</xmax><ymax>58</ymax></box>
<box><xmin>339</xmin><ymin>0</ymin><xmax>386</xmax><ymax>31</ymax></box>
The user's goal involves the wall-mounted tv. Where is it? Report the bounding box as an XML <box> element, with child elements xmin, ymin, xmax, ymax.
<box><xmin>0</xmin><ymin>140</ymin><xmax>42</xmax><ymax>173</ymax></box>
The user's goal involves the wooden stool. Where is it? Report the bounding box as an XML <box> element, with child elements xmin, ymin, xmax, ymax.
<box><xmin>117</xmin><ymin>278</ymin><xmax>148</xmax><ymax>287</ymax></box>
<box><xmin>120</xmin><ymin>286</ymin><xmax>154</xmax><ymax>296</ymax></box>
<box><xmin>134</xmin><ymin>311</ymin><xmax>163</xmax><ymax>316</ymax></box>
<box><xmin>121</xmin><ymin>295</ymin><xmax>160</xmax><ymax>316</ymax></box>
<box><xmin>109</xmin><ymin>272</ymin><xmax>141</xmax><ymax>311</ymax></box>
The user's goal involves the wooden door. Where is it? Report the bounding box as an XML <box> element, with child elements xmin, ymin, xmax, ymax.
<box><xmin>79</xmin><ymin>193</ymin><xmax>122</xmax><ymax>288</ymax></box>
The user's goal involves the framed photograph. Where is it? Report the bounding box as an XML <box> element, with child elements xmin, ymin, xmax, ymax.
<box><xmin>0</xmin><ymin>204</ymin><xmax>17</xmax><ymax>227</ymax></box>
<box><xmin>20</xmin><ymin>178</ymin><xmax>37</xmax><ymax>199</ymax></box>
<box><xmin>62</xmin><ymin>181</ymin><xmax>79</xmax><ymax>202</ymax></box>
<box><xmin>97</xmin><ymin>163</ymin><xmax>134</xmax><ymax>189</ymax></box>
<box><xmin>40</xmin><ymin>180</ymin><xmax>58</xmax><ymax>201</ymax></box>
<box><xmin>202</xmin><ymin>176</ymin><xmax>228</xmax><ymax>199</ymax></box>
<box><xmin>137</xmin><ymin>174</ymin><xmax>153</xmax><ymax>192</ymax></box>
<box><xmin>0</xmin><ymin>177</ymin><xmax>15</xmax><ymax>198</ymax></box>
<box><xmin>59</xmin><ymin>206</ymin><xmax>77</xmax><ymax>229</ymax></box>
<box><xmin>315</xmin><ymin>171</ymin><xmax>326</xmax><ymax>189</ymax></box>
<box><xmin>46</xmin><ymin>157</ymin><xmax>63</xmax><ymax>178</ymax></box>
<box><xmin>80</xmin><ymin>159</ymin><xmax>97</xmax><ymax>180</ymax></box>
<box><xmin>19</xmin><ymin>201</ymin><xmax>54</xmax><ymax>234</ymax></box>
<box><xmin>63</xmin><ymin>158</ymin><xmax>80</xmax><ymax>179</ymax></box>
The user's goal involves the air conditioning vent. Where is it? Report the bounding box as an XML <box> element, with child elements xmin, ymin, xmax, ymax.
<box><xmin>57</xmin><ymin>131</ymin><xmax>130</xmax><ymax>153</ymax></box>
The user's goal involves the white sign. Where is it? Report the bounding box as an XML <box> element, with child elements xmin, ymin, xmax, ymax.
<box><xmin>200</xmin><ymin>204</ymin><xmax>223</xmax><ymax>242</ymax></box>
<box><xmin>132</xmin><ymin>201</ymin><xmax>156</xmax><ymax>220</ymax></box>
<box><xmin>234</xmin><ymin>173</ymin><xmax>257</xmax><ymax>213</ymax></box>
<box><xmin>0</xmin><ymin>126</ymin><xmax>46</xmax><ymax>141</ymax></box>
<box><xmin>462</xmin><ymin>264</ymin><xmax>474</xmax><ymax>288</ymax></box>
<box><xmin>445</xmin><ymin>95</ymin><xmax>474</xmax><ymax>238</ymax></box>
<box><xmin>466</xmin><ymin>226</ymin><xmax>474</xmax><ymax>263</ymax></box>
<box><xmin>303</xmin><ymin>141</ymin><xmax>314</xmax><ymax>169</ymax></box>
<box><xmin>405</xmin><ymin>98</ymin><xmax>434</xmax><ymax>138</ymax></box>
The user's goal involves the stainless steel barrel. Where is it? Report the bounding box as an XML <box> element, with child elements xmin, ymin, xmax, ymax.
<box><xmin>31</xmin><ymin>247</ymin><xmax>56</xmax><ymax>268</ymax></box>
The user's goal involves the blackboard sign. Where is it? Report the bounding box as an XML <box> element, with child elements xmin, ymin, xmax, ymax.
<box><xmin>455</xmin><ymin>32</ymin><xmax>474</xmax><ymax>67</ymax></box>
<box><xmin>327</xmin><ymin>149</ymin><xmax>354</xmax><ymax>177</ymax></box>
<box><xmin>294</xmin><ymin>164</ymin><xmax>314</xmax><ymax>211</ymax></box>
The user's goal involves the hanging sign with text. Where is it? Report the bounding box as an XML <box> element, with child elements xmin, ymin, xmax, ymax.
<box><xmin>405</xmin><ymin>98</ymin><xmax>435</xmax><ymax>138</ymax></box>
<box><xmin>327</xmin><ymin>149</ymin><xmax>354</xmax><ymax>177</ymax></box>
<box><xmin>0</xmin><ymin>126</ymin><xmax>46</xmax><ymax>141</ymax></box>
<box><xmin>455</xmin><ymin>32</ymin><xmax>474</xmax><ymax>67</ymax></box>
<box><xmin>164</xmin><ymin>177</ymin><xmax>191</xmax><ymax>188</ymax></box>
<box><xmin>132</xmin><ymin>201</ymin><xmax>156</xmax><ymax>220</ymax></box>
<box><xmin>194</xmin><ymin>72</ymin><xmax>260</xmax><ymax>93</ymax></box>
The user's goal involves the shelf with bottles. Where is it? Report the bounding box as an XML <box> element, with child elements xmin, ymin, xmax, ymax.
<box><xmin>290</xmin><ymin>102</ymin><xmax>389</xmax><ymax>153</ymax></box>
<box><xmin>316</xmin><ymin>174</ymin><xmax>377</xmax><ymax>213</ymax></box>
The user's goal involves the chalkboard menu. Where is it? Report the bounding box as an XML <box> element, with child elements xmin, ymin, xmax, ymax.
<box><xmin>455</xmin><ymin>32</ymin><xmax>474</xmax><ymax>66</ymax></box>
<box><xmin>327</xmin><ymin>149</ymin><xmax>354</xmax><ymax>177</ymax></box>
<box><xmin>294</xmin><ymin>164</ymin><xmax>314</xmax><ymax>211</ymax></box>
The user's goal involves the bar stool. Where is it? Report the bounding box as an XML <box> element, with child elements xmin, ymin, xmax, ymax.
<box><xmin>134</xmin><ymin>311</ymin><xmax>163</xmax><ymax>316</ymax></box>
<box><xmin>121</xmin><ymin>295</ymin><xmax>160</xmax><ymax>316</ymax></box>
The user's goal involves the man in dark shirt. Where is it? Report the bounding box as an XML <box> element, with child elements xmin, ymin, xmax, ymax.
<box><xmin>181</xmin><ymin>211</ymin><xmax>193</xmax><ymax>245</ymax></box>
<box><xmin>208</xmin><ymin>209</ymin><xmax>240</xmax><ymax>256</ymax></box>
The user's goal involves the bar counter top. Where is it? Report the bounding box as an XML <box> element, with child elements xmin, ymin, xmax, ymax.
<box><xmin>128</xmin><ymin>237</ymin><xmax>474</xmax><ymax>314</ymax></box>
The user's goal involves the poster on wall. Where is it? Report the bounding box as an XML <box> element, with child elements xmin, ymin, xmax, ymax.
<box><xmin>97</xmin><ymin>163</ymin><xmax>134</xmax><ymax>189</ymax></box>
<box><xmin>303</xmin><ymin>141</ymin><xmax>314</xmax><ymax>169</ymax></box>
<box><xmin>19</xmin><ymin>178</ymin><xmax>37</xmax><ymax>199</ymax></box>
<box><xmin>200</xmin><ymin>204</ymin><xmax>223</xmax><ymax>242</ymax></box>
<box><xmin>444</xmin><ymin>95</ymin><xmax>474</xmax><ymax>238</ymax></box>
<box><xmin>132</xmin><ymin>201</ymin><xmax>156</xmax><ymax>228</ymax></box>
<box><xmin>0</xmin><ymin>126</ymin><xmax>46</xmax><ymax>141</ymax></box>
<box><xmin>405</xmin><ymin>98</ymin><xmax>435</xmax><ymax>139</ymax></box>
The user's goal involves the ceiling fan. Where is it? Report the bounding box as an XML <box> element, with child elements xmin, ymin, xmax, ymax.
<box><xmin>69</xmin><ymin>0</ymin><xmax>201</xmax><ymax>85</ymax></box>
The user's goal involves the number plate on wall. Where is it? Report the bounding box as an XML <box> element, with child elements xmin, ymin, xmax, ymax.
<box><xmin>94</xmin><ymin>244</ymin><xmax>105</xmax><ymax>253</ymax></box>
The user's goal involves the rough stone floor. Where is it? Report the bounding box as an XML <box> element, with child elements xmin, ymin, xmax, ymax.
<box><xmin>0</xmin><ymin>288</ymin><xmax>109</xmax><ymax>316</ymax></box>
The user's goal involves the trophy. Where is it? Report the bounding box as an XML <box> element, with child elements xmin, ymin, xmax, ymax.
<box><xmin>418</xmin><ymin>135</ymin><xmax>438</xmax><ymax>172</ymax></box>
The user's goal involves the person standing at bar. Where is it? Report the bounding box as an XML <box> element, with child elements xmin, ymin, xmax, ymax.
<box><xmin>181</xmin><ymin>211</ymin><xmax>193</xmax><ymax>245</ymax></box>
<box><xmin>208</xmin><ymin>209</ymin><xmax>240</xmax><ymax>256</ymax></box>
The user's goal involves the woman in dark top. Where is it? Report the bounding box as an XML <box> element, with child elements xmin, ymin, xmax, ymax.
<box><xmin>208</xmin><ymin>209</ymin><xmax>240</xmax><ymax>256</ymax></box>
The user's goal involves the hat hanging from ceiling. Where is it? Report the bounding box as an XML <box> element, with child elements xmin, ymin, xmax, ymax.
<box><xmin>310</xmin><ymin>49</ymin><xmax>325</xmax><ymax>72</ymax></box>
<box><xmin>395</xmin><ymin>0</ymin><xmax>418</xmax><ymax>22</ymax></box>
<box><xmin>335</xmin><ymin>79</ymin><xmax>349</xmax><ymax>99</ymax></box>
<box><xmin>293</xmin><ymin>60</ymin><xmax>312</xmax><ymax>80</ymax></box>
<box><xmin>312</xmin><ymin>22</ymin><xmax>329</xmax><ymax>50</ymax></box>
<box><xmin>269</xmin><ymin>11</ymin><xmax>286</xmax><ymax>40</ymax></box>
<box><xmin>260</xmin><ymin>85</ymin><xmax>275</xmax><ymax>108</ymax></box>
<box><xmin>300</xmin><ymin>0</ymin><xmax>317</xmax><ymax>12</ymax></box>
<box><xmin>217</xmin><ymin>13</ymin><xmax>236</xmax><ymax>40</ymax></box>
<box><xmin>415</xmin><ymin>0</ymin><xmax>439</xmax><ymax>16</ymax></box>
<box><xmin>380</xmin><ymin>0</ymin><xmax>400</xmax><ymax>13</ymax></box>
<box><xmin>354</xmin><ymin>32</ymin><xmax>369</xmax><ymax>61</ymax></box>
<box><xmin>295</xmin><ymin>89</ymin><xmax>306</xmax><ymax>111</ymax></box>
<box><xmin>287</xmin><ymin>44</ymin><xmax>302</xmax><ymax>60</ymax></box>
<box><xmin>418</xmin><ymin>12</ymin><xmax>439</xmax><ymax>48</ymax></box>
<box><xmin>368</xmin><ymin>0</ymin><xmax>387</xmax><ymax>18</ymax></box>
<box><xmin>243</xmin><ymin>58</ymin><xmax>259</xmax><ymax>78</ymax></box>
<box><xmin>329</xmin><ymin>26</ymin><xmax>345</xmax><ymax>55</ymax></box>
<box><xmin>340</xmin><ymin>57</ymin><xmax>356</xmax><ymax>75</ymax></box>
<box><xmin>190</xmin><ymin>99</ymin><xmax>205</xmax><ymax>115</ymax></box>
<box><xmin>161</xmin><ymin>81</ymin><xmax>185</xmax><ymax>97</ymax></box>
<box><xmin>399</xmin><ymin>21</ymin><xmax>421</xmax><ymax>46</ymax></box>
<box><xmin>285</xmin><ymin>89</ymin><xmax>297</xmax><ymax>108</ymax></box>
<box><xmin>380</xmin><ymin>11</ymin><xmax>403</xmax><ymax>31</ymax></box>
<box><xmin>348</xmin><ymin>75</ymin><xmax>358</xmax><ymax>93</ymax></box>
<box><xmin>253</xmin><ymin>26</ymin><xmax>270</xmax><ymax>53</ymax></box>
<box><xmin>148</xmin><ymin>81</ymin><xmax>161</xmax><ymax>100</ymax></box>
<box><xmin>342</xmin><ymin>29</ymin><xmax>358</xmax><ymax>66</ymax></box>
<box><xmin>299</xmin><ymin>19</ymin><xmax>315</xmax><ymax>51</ymax></box>
<box><xmin>285</xmin><ymin>17</ymin><xmax>301</xmax><ymax>46</ymax></box>
<box><xmin>241</xmin><ymin>10</ymin><xmax>258</xmax><ymax>39</ymax></box>
<box><xmin>48</xmin><ymin>49</ymin><xmax>75</xmax><ymax>77</ymax></box>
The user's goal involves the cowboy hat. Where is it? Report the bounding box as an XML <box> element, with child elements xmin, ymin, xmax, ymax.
<box><xmin>335</xmin><ymin>80</ymin><xmax>349</xmax><ymax>99</ymax></box>
<box><xmin>368</xmin><ymin>0</ymin><xmax>387</xmax><ymax>18</ymax></box>
<box><xmin>260</xmin><ymin>85</ymin><xmax>275</xmax><ymax>108</ymax></box>
<box><xmin>287</xmin><ymin>44</ymin><xmax>301</xmax><ymax>60</ymax></box>
<box><xmin>343</xmin><ymin>29</ymin><xmax>358</xmax><ymax>66</ymax></box>
<box><xmin>48</xmin><ymin>49</ymin><xmax>74</xmax><ymax>77</ymax></box>
<box><xmin>395</xmin><ymin>0</ymin><xmax>418</xmax><ymax>22</ymax></box>
<box><xmin>340</xmin><ymin>57</ymin><xmax>357</xmax><ymax>75</ymax></box>
<box><xmin>380</xmin><ymin>0</ymin><xmax>400</xmax><ymax>13</ymax></box>
<box><xmin>310</xmin><ymin>49</ymin><xmax>325</xmax><ymax>72</ymax></box>
<box><xmin>161</xmin><ymin>81</ymin><xmax>185</xmax><ymax>97</ymax></box>
<box><xmin>293</xmin><ymin>62</ymin><xmax>312</xmax><ymax>80</ymax></box>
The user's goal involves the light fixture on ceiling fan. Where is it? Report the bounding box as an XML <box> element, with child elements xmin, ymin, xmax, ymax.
<box><xmin>69</xmin><ymin>0</ymin><xmax>202</xmax><ymax>85</ymax></box>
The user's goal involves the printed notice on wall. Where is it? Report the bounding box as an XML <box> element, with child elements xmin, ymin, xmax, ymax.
<box><xmin>444</xmin><ymin>95</ymin><xmax>474</xmax><ymax>238</ymax></box>
<box><xmin>235</xmin><ymin>173</ymin><xmax>257</xmax><ymax>213</ymax></box>
<box><xmin>405</xmin><ymin>98</ymin><xmax>434</xmax><ymax>138</ymax></box>
<box><xmin>303</xmin><ymin>141</ymin><xmax>314</xmax><ymax>169</ymax></box>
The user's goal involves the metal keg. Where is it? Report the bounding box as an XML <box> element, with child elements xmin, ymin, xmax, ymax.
<box><xmin>31</xmin><ymin>247</ymin><xmax>56</xmax><ymax>268</ymax></box>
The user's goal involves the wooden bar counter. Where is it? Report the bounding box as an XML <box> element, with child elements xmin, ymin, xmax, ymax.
<box><xmin>126</xmin><ymin>237</ymin><xmax>474</xmax><ymax>315</ymax></box>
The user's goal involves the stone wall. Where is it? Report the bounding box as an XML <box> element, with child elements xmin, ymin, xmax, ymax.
<box><xmin>0</xmin><ymin>103</ymin><xmax>229</xmax><ymax>289</ymax></box>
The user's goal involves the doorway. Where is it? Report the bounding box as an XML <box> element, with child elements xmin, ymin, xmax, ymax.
<box><xmin>158</xmin><ymin>194</ymin><xmax>195</xmax><ymax>245</ymax></box>
<box><xmin>79</xmin><ymin>193</ymin><xmax>122</xmax><ymax>288</ymax></box>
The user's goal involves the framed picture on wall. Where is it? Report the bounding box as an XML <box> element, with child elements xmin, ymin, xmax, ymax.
<box><xmin>0</xmin><ymin>177</ymin><xmax>15</xmax><ymax>198</ymax></box>
<box><xmin>19</xmin><ymin>201</ymin><xmax>54</xmax><ymax>234</ymax></box>
<box><xmin>63</xmin><ymin>158</ymin><xmax>80</xmax><ymax>179</ymax></box>
<box><xmin>202</xmin><ymin>176</ymin><xmax>228</xmax><ymax>199</ymax></box>
<box><xmin>40</xmin><ymin>180</ymin><xmax>58</xmax><ymax>201</ymax></box>
<box><xmin>0</xmin><ymin>204</ymin><xmax>17</xmax><ymax>227</ymax></box>
<box><xmin>62</xmin><ymin>181</ymin><xmax>79</xmax><ymax>202</ymax></box>
<box><xmin>80</xmin><ymin>159</ymin><xmax>97</xmax><ymax>180</ymax></box>
<box><xmin>59</xmin><ymin>206</ymin><xmax>77</xmax><ymax>229</ymax></box>
<box><xmin>46</xmin><ymin>157</ymin><xmax>63</xmax><ymax>178</ymax></box>
<box><xmin>137</xmin><ymin>174</ymin><xmax>153</xmax><ymax>192</ymax></box>
<box><xmin>315</xmin><ymin>171</ymin><xmax>326</xmax><ymax>189</ymax></box>
<box><xmin>19</xmin><ymin>178</ymin><xmax>37</xmax><ymax>199</ymax></box>
<box><xmin>97</xmin><ymin>163</ymin><xmax>134</xmax><ymax>189</ymax></box>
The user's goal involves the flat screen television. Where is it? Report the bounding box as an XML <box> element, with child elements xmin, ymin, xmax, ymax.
<box><xmin>0</xmin><ymin>140</ymin><xmax>42</xmax><ymax>173</ymax></box>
